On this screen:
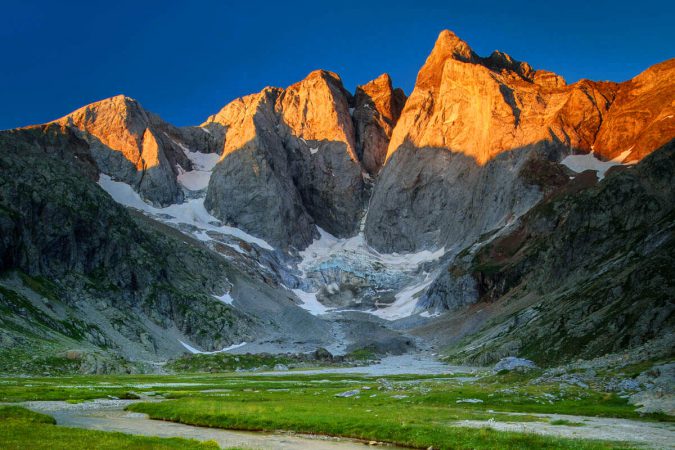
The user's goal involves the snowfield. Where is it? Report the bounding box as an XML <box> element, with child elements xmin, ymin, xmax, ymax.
<box><xmin>178</xmin><ymin>340</ymin><xmax>247</xmax><ymax>354</ymax></box>
<box><xmin>560</xmin><ymin>149</ymin><xmax>635</xmax><ymax>180</ymax></box>
<box><xmin>175</xmin><ymin>143</ymin><xmax>220</xmax><ymax>191</ymax></box>
<box><xmin>98</xmin><ymin>173</ymin><xmax>448</xmax><ymax>321</ymax></box>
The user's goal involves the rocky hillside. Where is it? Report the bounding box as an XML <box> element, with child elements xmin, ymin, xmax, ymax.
<box><xmin>0</xmin><ymin>125</ymin><xmax>356</xmax><ymax>373</ymax></box>
<box><xmin>0</xmin><ymin>125</ymin><xmax>245</xmax><ymax>369</ymax></box>
<box><xmin>415</xmin><ymin>140</ymin><xmax>674</xmax><ymax>365</ymax></box>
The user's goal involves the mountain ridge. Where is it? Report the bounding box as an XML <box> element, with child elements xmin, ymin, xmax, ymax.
<box><xmin>0</xmin><ymin>29</ymin><xmax>673</xmax><ymax>374</ymax></box>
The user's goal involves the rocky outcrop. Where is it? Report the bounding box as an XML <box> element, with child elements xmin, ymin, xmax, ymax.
<box><xmin>204</xmin><ymin>70</ymin><xmax>366</xmax><ymax>250</ymax></box>
<box><xmin>365</xmin><ymin>30</ymin><xmax>675</xmax><ymax>253</ymax></box>
<box><xmin>51</xmin><ymin>95</ymin><xmax>219</xmax><ymax>206</ymax></box>
<box><xmin>436</xmin><ymin>141</ymin><xmax>675</xmax><ymax>365</ymax></box>
<box><xmin>352</xmin><ymin>74</ymin><xmax>406</xmax><ymax>175</ymax></box>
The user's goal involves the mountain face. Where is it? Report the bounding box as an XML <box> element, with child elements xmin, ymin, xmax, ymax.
<box><xmin>364</xmin><ymin>30</ymin><xmax>675</xmax><ymax>253</ymax></box>
<box><xmin>0</xmin><ymin>126</ymin><xmax>254</xmax><ymax>370</ymax></box>
<box><xmin>202</xmin><ymin>70</ymin><xmax>387</xmax><ymax>250</ymax></box>
<box><xmin>0</xmin><ymin>30</ymin><xmax>673</xmax><ymax>373</ymax></box>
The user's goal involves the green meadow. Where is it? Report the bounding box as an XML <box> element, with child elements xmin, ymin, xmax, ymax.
<box><xmin>2</xmin><ymin>367</ymin><xmax>668</xmax><ymax>449</ymax></box>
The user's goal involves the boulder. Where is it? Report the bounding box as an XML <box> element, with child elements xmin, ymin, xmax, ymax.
<box><xmin>494</xmin><ymin>357</ymin><xmax>538</xmax><ymax>372</ymax></box>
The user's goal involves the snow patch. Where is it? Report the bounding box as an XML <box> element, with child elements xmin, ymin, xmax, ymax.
<box><xmin>98</xmin><ymin>174</ymin><xmax>273</xmax><ymax>250</ymax></box>
<box><xmin>168</xmin><ymin>135</ymin><xmax>221</xmax><ymax>191</ymax></box>
<box><xmin>178</xmin><ymin>340</ymin><xmax>202</xmax><ymax>354</ymax></box>
<box><xmin>371</xmin><ymin>274</ymin><xmax>435</xmax><ymax>320</ymax></box>
<box><xmin>309</xmin><ymin>147</ymin><xmax>319</xmax><ymax>155</ymax></box>
<box><xmin>300</xmin><ymin>228</ymin><xmax>445</xmax><ymax>274</ymax></box>
<box><xmin>213</xmin><ymin>292</ymin><xmax>234</xmax><ymax>305</ymax></box>
<box><xmin>291</xmin><ymin>288</ymin><xmax>332</xmax><ymax>315</ymax></box>
<box><xmin>177</xmin><ymin>168</ymin><xmax>212</xmax><ymax>191</ymax></box>
<box><xmin>560</xmin><ymin>149</ymin><xmax>635</xmax><ymax>180</ymax></box>
<box><xmin>179</xmin><ymin>340</ymin><xmax>247</xmax><ymax>354</ymax></box>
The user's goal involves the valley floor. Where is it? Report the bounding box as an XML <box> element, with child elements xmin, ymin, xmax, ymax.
<box><xmin>1</xmin><ymin>359</ymin><xmax>673</xmax><ymax>449</ymax></box>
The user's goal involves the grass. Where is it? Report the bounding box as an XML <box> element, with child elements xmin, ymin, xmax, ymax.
<box><xmin>0</xmin><ymin>405</ymin><xmax>219</xmax><ymax>450</ymax></box>
<box><xmin>0</xmin><ymin>370</ymin><xmax>666</xmax><ymax>449</ymax></box>
<box><xmin>128</xmin><ymin>396</ymin><xmax>623</xmax><ymax>449</ymax></box>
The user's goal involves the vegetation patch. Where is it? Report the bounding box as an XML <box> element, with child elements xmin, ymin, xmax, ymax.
<box><xmin>550</xmin><ymin>419</ymin><xmax>586</xmax><ymax>426</ymax></box>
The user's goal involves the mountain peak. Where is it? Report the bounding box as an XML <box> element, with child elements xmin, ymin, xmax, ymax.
<box><xmin>303</xmin><ymin>69</ymin><xmax>343</xmax><ymax>84</ymax></box>
<box><xmin>414</xmin><ymin>30</ymin><xmax>477</xmax><ymax>91</ymax></box>
<box><xmin>433</xmin><ymin>29</ymin><xmax>476</xmax><ymax>62</ymax></box>
<box><xmin>363</xmin><ymin>73</ymin><xmax>393</xmax><ymax>90</ymax></box>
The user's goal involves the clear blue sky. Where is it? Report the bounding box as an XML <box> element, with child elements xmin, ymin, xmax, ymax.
<box><xmin>1</xmin><ymin>0</ymin><xmax>673</xmax><ymax>130</ymax></box>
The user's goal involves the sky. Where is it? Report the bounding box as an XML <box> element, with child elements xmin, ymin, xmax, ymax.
<box><xmin>1</xmin><ymin>0</ymin><xmax>673</xmax><ymax>130</ymax></box>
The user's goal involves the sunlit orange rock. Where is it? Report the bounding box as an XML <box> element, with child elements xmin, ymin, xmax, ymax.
<box><xmin>353</xmin><ymin>74</ymin><xmax>406</xmax><ymax>175</ymax></box>
<box><xmin>388</xmin><ymin>30</ymin><xmax>674</xmax><ymax>166</ymax></box>
<box><xmin>51</xmin><ymin>95</ymin><xmax>217</xmax><ymax>206</ymax></box>
<box><xmin>593</xmin><ymin>59</ymin><xmax>675</xmax><ymax>161</ymax></box>
<box><xmin>54</xmin><ymin>95</ymin><xmax>156</xmax><ymax>170</ymax></box>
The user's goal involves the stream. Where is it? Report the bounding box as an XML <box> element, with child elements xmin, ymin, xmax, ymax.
<box><xmin>21</xmin><ymin>398</ymin><xmax>675</xmax><ymax>449</ymax></box>
<box><xmin>22</xmin><ymin>400</ymin><xmax>407</xmax><ymax>449</ymax></box>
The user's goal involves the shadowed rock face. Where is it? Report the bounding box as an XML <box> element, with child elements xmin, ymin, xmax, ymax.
<box><xmin>51</xmin><ymin>95</ymin><xmax>219</xmax><ymax>206</ymax></box>
<box><xmin>365</xmin><ymin>30</ymin><xmax>675</xmax><ymax>253</ymax></box>
<box><xmin>204</xmin><ymin>89</ymin><xmax>317</xmax><ymax>250</ymax></box>
<box><xmin>428</xmin><ymin>141</ymin><xmax>675</xmax><ymax>365</ymax></box>
<box><xmin>0</xmin><ymin>128</ymin><xmax>260</xmax><ymax>361</ymax></box>
<box><xmin>204</xmin><ymin>70</ymin><xmax>367</xmax><ymax>251</ymax></box>
<box><xmin>353</xmin><ymin>74</ymin><xmax>406</xmax><ymax>175</ymax></box>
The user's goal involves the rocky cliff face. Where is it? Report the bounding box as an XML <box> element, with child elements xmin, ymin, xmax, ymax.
<box><xmin>51</xmin><ymin>95</ymin><xmax>219</xmax><ymax>206</ymax></box>
<box><xmin>593</xmin><ymin>60</ymin><xmax>675</xmax><ymax>161</ymax></box>
<box><xmin>353</xmin><ymin>74</ymin><xmax>406</xmax><ymax>175</ymax></box>
<box><xmin>419</xmin><ymin>140</ymin><xmax>674</xmax><ymax>364</ymax></box>
<box><xmin>365</xmin><ymin>30</ymin><xmax>675</xmax><ymax>253</ymax></box>
<box><xmin>204</xmin><ymin>70</ymin><xmax>368</xmax><ymax>250</ymax></box>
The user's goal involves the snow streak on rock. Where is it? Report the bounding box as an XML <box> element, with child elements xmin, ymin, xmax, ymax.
<box><xmin>98</xmin><ymin>174</ymin><xmax>274</xmax><ymax>250</ymax></box>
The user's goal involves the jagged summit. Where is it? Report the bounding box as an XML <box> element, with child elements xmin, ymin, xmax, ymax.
<box><xmin>368</xmin><ymin>30</ymin><xmax>674</xmax><ymax>254</ymax></box>
<box><xmin>433</xmin><ymin>29</ymin><xmax>477</xmax><ymax>62</ymax></box>
<box><xmin>43</xmin><ymin>93</ymin><xmax>219</xmax><ymax>207</ymax></box>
